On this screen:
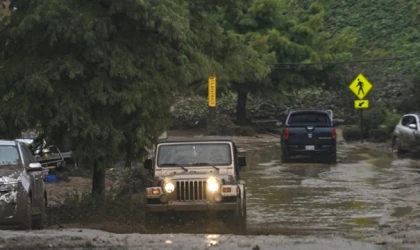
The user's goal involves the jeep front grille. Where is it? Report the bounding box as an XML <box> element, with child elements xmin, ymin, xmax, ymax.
<box><xmin>176</xmin><ymin>180</ymin><xmax>207</xmax><ymax>201</ymax></box>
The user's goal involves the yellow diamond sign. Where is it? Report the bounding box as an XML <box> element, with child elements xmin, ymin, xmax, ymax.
<box><xmin>349</xmin><ymin>73</ymin><xmax>373</xmax><ymax>99</ymax></box>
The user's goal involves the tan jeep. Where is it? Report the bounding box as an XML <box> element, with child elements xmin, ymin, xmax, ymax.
<box><xmin>143</xmin><ymin>137</ymin><xmax>247</xmax><ymax>233</ymax></box>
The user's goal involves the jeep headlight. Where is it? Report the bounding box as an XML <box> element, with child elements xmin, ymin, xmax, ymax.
<box><xmin>164</xmin><ymin>182</ymin><xmax>175</xmax><ymax>193</ymax></box>
<box><xmin>207</xmin><ymin>177</ymin><xmax>220</xmax><ymax>192</ymax></box>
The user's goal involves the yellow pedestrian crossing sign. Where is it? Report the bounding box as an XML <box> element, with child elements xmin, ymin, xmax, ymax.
<box><xmin>354</xmin><ymin>100</ymin><xmax>369</xmax><ymax>109</ymax></box>
<box><xmin>349</xmin><ymin>74</ymin><xmax>373</xmax><ymax>99</ymax></box>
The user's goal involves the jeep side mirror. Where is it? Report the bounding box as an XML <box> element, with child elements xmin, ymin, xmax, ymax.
<box><xmin>238</xmin><ymin>156</ymin><xmax>246</xmax><ymax>169</ymax></box>
<box><xmin>144</xmin><ymin>159</ymin><xmax>153</xmax><ymax>170</ymax></box>
<box><xmin>333</xmin><ymin>120</ymin><xmax>339</xmax><ymax>127</ymax></box>
<box><xmin>27</xmin><ymin>162</ymin><xmax>43</xmax><ymax>172</ymax></box>
<box><xmin>409</xmin><ymin>124</ymin><xmax>417</xmax><ymax>130</ymax></box>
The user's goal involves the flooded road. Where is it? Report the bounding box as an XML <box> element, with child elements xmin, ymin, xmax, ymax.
<box><xmin>242</xmin><ymin>143</ymin><xmax>420</xmax><ymax>242</ymax></box>
<box><xmin>3</xmin><ymin>138</ymin><xmax>420</xmax><ymax>249</ymax></box>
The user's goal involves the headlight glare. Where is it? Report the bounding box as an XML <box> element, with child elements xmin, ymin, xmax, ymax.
<box><xmin>207</xmin><ymin>177</ymin><xmax>220</xmax><ymax>192</ymax></box>
<box><xmin>164</xmin><ymin>182</ymin><xmax>175</xmax><ymax>193</ymax></box>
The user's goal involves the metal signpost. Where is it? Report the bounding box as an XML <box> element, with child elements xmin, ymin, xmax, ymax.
<box><xmin>349</xmin><ymin>73</ymin><xmax>373</xmax><ymax>143</ymax></box>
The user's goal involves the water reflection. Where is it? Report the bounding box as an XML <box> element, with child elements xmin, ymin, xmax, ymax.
<box><xmin>165</xmin><ymin>234</ymin><xmax>174</xmax><ymax>244</ymax></box>
<box><xmin>205</xmin><ymin>234</ymin><xmax>220</xmax><ymax>246</ymax></box>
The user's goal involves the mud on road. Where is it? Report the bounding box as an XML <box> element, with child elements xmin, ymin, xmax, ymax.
<box><xmin>2</xmin><ymin>129</ymin><xmax>420</xmax><ymax>249</ymax></box>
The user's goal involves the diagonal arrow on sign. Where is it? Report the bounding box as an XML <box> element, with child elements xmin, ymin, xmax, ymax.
<box><xmin>354</xmin><ymin>100</ymin><xmax>369</xmax><ymax>109</ymax></box>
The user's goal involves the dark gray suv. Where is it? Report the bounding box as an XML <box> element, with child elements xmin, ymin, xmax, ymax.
<box><xmin>0</xmin><ymin>140</ymin><xmax>48</xmax><ymax>230</ymax></box>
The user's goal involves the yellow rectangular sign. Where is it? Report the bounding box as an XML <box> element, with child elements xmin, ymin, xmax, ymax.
<box><xmin>354</xmin><ymin>100</ymin><xmax>369</xmax><ymax>109</ymax></box>
<box><xmin>208</xmin><ymin>76</ymin><xmax>216</xmax><ymax>107</ymax></box>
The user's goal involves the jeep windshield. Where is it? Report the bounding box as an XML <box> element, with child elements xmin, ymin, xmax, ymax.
<box><xmin>157</xmin><ymin>143</ymin><xmax>232</xmax><ymax>167</ymax></box>
<box><xmin>0</xmin><ymin>145</ymin><xmax>19</xmax><ymax>166</ymax></box>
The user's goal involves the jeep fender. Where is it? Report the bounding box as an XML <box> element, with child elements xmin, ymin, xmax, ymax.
<box><xmin>237</xmin><ymin>184</ymin><xmax>246</xmax><ymax>211</ymax></box>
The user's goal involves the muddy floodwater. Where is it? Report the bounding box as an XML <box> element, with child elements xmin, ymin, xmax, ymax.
<box><xmin>2</xmin><ymin>139</ymin><xmax>420</xmax><ymax>249</ymax></box>
<box><xmin>243</xmin><ymin>143</ymin><xmax>420</xmax><ymax>242</ymax></box>
<box><xmin>131</xmin><ymin>140</ymin><xmax>420</xmax><ymax>243</ymax></box>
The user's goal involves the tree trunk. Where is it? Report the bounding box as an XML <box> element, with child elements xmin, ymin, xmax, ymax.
<box><xmin>125</xmin><ymin>140</ymin><xmax>133</xmax><ymax>168</ymax></box>
<box><xmin>236</xmin><ymin>89</ymin><xmax>249</xmax><ymax>125</ymax></box>
<box><xmin>92</xmin><ymin>160</ymin><xmax>105</xmax><ymax>196</ymax></box>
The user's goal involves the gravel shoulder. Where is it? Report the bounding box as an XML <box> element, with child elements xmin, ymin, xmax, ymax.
<box><xmin>0</xmin><ymin>228</ymin><xmax>412</xmax><ymax>250</ymax></box>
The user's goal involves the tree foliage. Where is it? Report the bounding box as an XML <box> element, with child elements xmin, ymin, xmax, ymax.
<box><xmin>0</xmin><ymin>0</ymin><xmax>11</xmax><ymax>31</ymax></box>
<box><xmin>219</xmin><ymin>0</ymin><xmax>356</xmax><ymax>123</ymax></box>
<box><xmin>323</xmin><ymin>0</ymin><xmax>420</xmax><ymax>110</ymax></box>
<box><xmin>0</xmin><ymin>0</ymin><xmax>255</xmax><ymax>194</ymax></box>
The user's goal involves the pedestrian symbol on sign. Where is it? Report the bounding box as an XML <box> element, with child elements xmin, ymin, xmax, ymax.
<box><xmin>357</xmin><ymin>79</ymin><xmax>364</xmax><ymax>96</ymax></box>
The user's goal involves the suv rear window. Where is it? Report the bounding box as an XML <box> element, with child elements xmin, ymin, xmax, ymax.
<box><xmin>288</xmin><ymin>112</ymin><xmax>330</xmax><ymax>125</ymax></box>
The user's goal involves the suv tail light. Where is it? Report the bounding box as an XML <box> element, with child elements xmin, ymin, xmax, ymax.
<box><xmin>331</xmin><ymin>128</ymin><xmax>336</xmax><ymax>139</ymax></box>
<box><xmin>284</xmin><ymin>128</ymin><xmax>289</xmax><ymax>139</ymax></box>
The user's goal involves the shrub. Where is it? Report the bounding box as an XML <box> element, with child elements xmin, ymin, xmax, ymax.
<box><xmin>343</xmin><ymin>125</ymin><xmax>362</xmax><ymax>141</ymax></box>
<box><xmin>368</xmin><ymin>127</ymin><xmax>389</xmax><ymax>142</ymax></box>
<box><xmin>217</xmin><ymin>92</ymin><xmax>237</xmax><ymax>117</ymax></box>
<box><xmin>170</xmin><ymin>92</ymin><xmax>289</xmax><ymax>128</ymax></box>
<box><xmin>207</xmin><ymin>115</ymin><xmax>238</xmax><ymax>135</ymax></box>
<box><xmin>294</xmin><ymin>87</ymin><xmax>353</xmax><ymax>122</ymax></box>
<box><xmin>359</xmin><ymin>105</ymin><xmax>387</xmax><ymax>137</ymax></box>
<box><xmin>384</xmin><ymin>111</ymin><xmax>401</xmax><ymax>134</ymax></box>
<box><xmin>207</xmin><ymin>115</ymin><xmax>256</xmax><ymax>136</ymax></box>
<box><xmin>171</xmin><ymin>96</ymin><xmax>207</xmax><ymax>128</ymax></box>
<box><xmin>234</xmin><ymin>126</ymin><xmax>256</xmax><ymax>136</ymax></box>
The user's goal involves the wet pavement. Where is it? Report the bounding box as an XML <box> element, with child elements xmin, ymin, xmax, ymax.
<box><xmin>243</xmin><ymin>142</ymin><xmax>420</xmax><ymax>242</ymax></box>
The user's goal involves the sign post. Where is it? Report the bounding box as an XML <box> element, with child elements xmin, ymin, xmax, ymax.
<box><xmin>207</xmin><ymin>75</ymin><xmax>217</xmax><ymax>132</ymax></box>
<box><xmin>349</xmin><ymin>73</ymin><xmax>373</xmax><ymax>143</ymax></box>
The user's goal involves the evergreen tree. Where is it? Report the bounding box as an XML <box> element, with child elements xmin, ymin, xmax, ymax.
<box><xmin>0</xmin><ymin>0</ymin><xmax>248</xmax><ymax>195</ymax></box>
